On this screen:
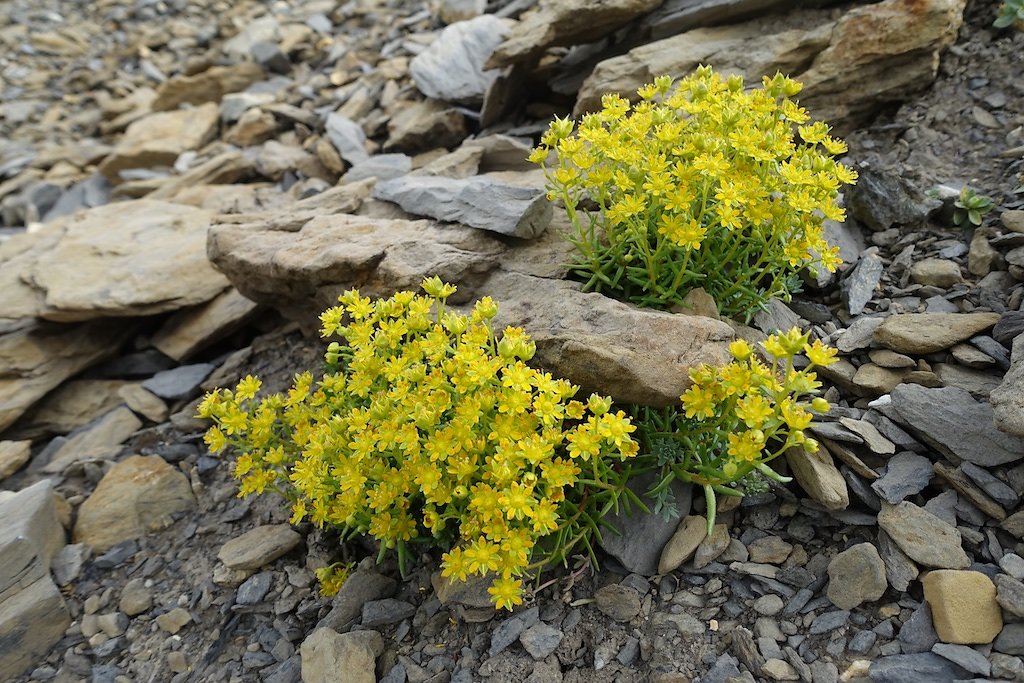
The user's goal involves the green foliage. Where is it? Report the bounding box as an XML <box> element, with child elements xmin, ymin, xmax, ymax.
<box><xmin>995</xmin><ymin>0</ymin><xmax>1024</xmax><ymax>28</ymax></box>
<box><xmin>631</xmin><ymin>330</ymin><xmax>837</xmax><ymax>533</ymax></box>
<box><xmin>530</xmin><ymin>66</ymin><xmax>858</xmax><ymax>320</ymax></box>
<box><xmin>198</xmin><ymin>279</ymin><xmax>641</xmax><ymax>610</ymax></box>
<box><xmin>953</xmin><ymin>186</ymin><xmax>995</xmax><ymax>227</ymax></box>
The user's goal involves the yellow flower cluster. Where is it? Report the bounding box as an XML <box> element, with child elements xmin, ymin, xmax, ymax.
<box><xmin>197</xmin><ymin>278</ymin><xmax>638</xmax><ymax>610</ymax></box>
<box><xmin>531</xmin><ymin>66</ymin><xmax>858</xmax><ymax>318</ymax></box>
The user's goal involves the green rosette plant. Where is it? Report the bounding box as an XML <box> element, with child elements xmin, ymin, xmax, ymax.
<box><xmin>197</xmin><ymin>278</ymin><xmax>641</xmax><ymax>609</ymax></box>
<box><xmin>530</xmin><ymin>66</ymin><xmax>858</xmax><ymax>320</ymax></box>
<box><xmin>633</xmin><ymin>329</ymin><xmax>838</xmax><ymax>533</ymax></box>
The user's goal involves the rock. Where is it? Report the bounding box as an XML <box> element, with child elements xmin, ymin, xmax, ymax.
<box><xmin>826</xmin><ymin>542</ymin><xmax>888</xmax><ymax>609</ymax></box>
<box><xmin>520</xmin><ymin>623</ymin><xmax>563</xmax><ymax>660</ymax></box>
<box><xmin>852</xmin><ymin>363</ymin><xmax>912</xmax><ymax>395</ymax></box>
<box><xmin>488</xmin><ymin>0</ymin><xmax>662</xmax><ymax>67</ymax></box>
<box><xmin>217</xmin><ymin>525</ymin><xmax>302</xmax><ymax>572</ymax></box>
<box><xmin>838</xmin><ymin>417</ymin><xmax>895</xmax><ymax>454</ymax></box>
<box><xmin>692</xmin><ymin>523</ymin><xmax>730</xmax><ymax>569</ymax></box>
<box><xmin>930</xmin><ymin>643</ymin><xmax>990</xmax><ymax>677</ymax></box>
<box><xmin>361</xmin><ymin>599</ymin><xmax>415</xmax><ymax>627</ymax></box>
<box><xmin>991</xmin><ymin>653</ymin><xmax>1024</xmax><ymax>679</ymax></box>
<box><xmin>836</xmin><ymin>316</ymin><xmax>884</xmax><ymax>353</ymax></box>
<box><xmin>11</xmin><ymin>379</ymin><xmax>128</xmax><ymax>440</ymax></box>
<box><xmin>410</xmin><ymin>16</ymin><xmax>512</xmax><ymax>106</ymax></box>
<box><xmin>898</xmin><ymin>602</ymin><xmax>938</xmax><ymax>654</ymax></box>
<box><xmin>658</xmin><ymin>515</ymin><xmax>708</xmax><ymax>574</ymax></box>
<box><xmin>301</xmin><ymin>628</ymin><xmax>383</xmax><ymax>683</ymax></box>
<box><xmin>968</xmin><ymin>229</ymin><xmax>1000</xmax><ymax>276</ymax></box>
<box><xmin>251</xmin><ymin>41</ymin><xmax>289</xmax><ymax>74</ymax></box>
<box><xmin>599</xmin><ymin>475</ymin><xmax>692</xmax><ymax>575</ymax></box>
<box><xmin>995</xmin><ymin>623</ymin><xmax>1024</xmax><ymax>656</ymax></box>
<box><xmin>874</xmin><ymin>313</ymin><xmax>1001</xmax><ymax>354</ymax></box>
<box><xmin>868</xmin><ymin>349</ymin><xmax>916</xmax><ymax>368</ymax></box>
<box><xmin>320</xmin><ymin>567</ymin><xmax>397</xmax><ymax>630</ymax></box>
<box><xmin>1</xmin><ymin>201</ymin><xmax>228</xmax><ymax>322</ymax></box>
<box><xmin>934</xmin><ymin>363</ymin><xmax>1001</xmax><ymax>398</ymax></box>
<box><xmin>374</xmin><ymin>172</ymin><xmax>551</xmax><ymax>238</ymax></box>
<box><xmin>869</xmin><ymin>652</ymin><xmax>968</xmax><ymax>683</ymax></box>
<box><xmin>960</xmin><ymin>461</ymin><xmax>1018</xmax><ymax>509</ymax></box>
<box><xmin>325</xmin><ymin>113</ymin><xmax>370</xmax><ymax>166</ymax></box>
<box><xmin>847</xmin><ymin>168</ymin><xmax>942</xmax><ymax>231</ymax></box>
<box><xmin>746</xmin><ymin>536</ymin><xmax>792</xmax><ymax>565</ymax></box>
<box><xmin>385</xmin><ymin>100</ymin><xmax>467</xmax><ymax>154</ymax></box>
<box><xmin>1000</xmin><ymin>554</ymin><xmax>1024</xmax><ymax>580</ymax></box>
<box><xmin>575</xmin><ymin>0</ymin><xmax>964</xmax><ymax>126</ymax></box>
<box><xmin>876</xmin><ymin>529</ymin><xmax>919</xmax><ymax>592</ymax></box>
<box><xmin>51</xmin><ymin>543</ymin><xmax>89</xmax><ymax>586</ymax></box>
<box><xmin>870</xmin><ymin>452</ymin><xmax>933</xmax><ymax>504</ymax></box>
<box><xmin>155</xmin><ymin>607</ymin><xmax>192</xmax><ymax>634</ymax></box>
<box><xmin>148</xmin><ymin>151</ymin><xmax>253</xmax><ymax>200</ymax></box>
<box><xmin>0</xmin><ymin>440</ymin><xmax>31</xmax><ymax>480</ymax></box>
<box><xmin>74</xmin><ymin>455</ymin><xmax>196</xmax><ymax>552</ymax></box>
<box><xmin>991</xmin><ymin>334</ymin><xmax>1024</xmax><ymax>437</ymax></box>
<box><xmin>98</xmin><ymin>103</ymin><xmax>219</xmax><ymax>181</ymax></box>
<box><xmin>117</xmin><ymin>385</ymin><xmax>168</xmax><ymax>423</ymax></box>
<box><xmin>877</xmin><ymin>501</ymin><xmax>969</xmax><ymax>569</ymax></box>
<box><xmin>42</xmin><ymin>406</ymin><xmax>143</xmax><ymax>473</ymax></box>
<box><xmin>431</xmin><ymin>571</ymin><xmax>494</xmax><ymax>610</ymax></box>
<box><xmin>119</xmin><ymin>578</ymin><xmax>153</xmax><ymax>616</ymax></box>
<box><xmin>152</xmin><ymin>63</ymin><xmax>265</xmax><ymax>111</ymax></box>
<box><xmin>996</xmin><ymin>574</ymin><xmax>1024</xmax><ymax>618</ymax></box>
<box><xmin>236</xmin><ymin>571</ymin><xmax>273</xmax><ymax>605</ymax></box>
<box><xmin>342</xmin><ymin>154</ymin><xmax>412</xmax><ymax>183</ymax></box>
<box><xmin>142</xmin><ymin>363</ymin><xmax>215</xmax><ymax>401</ymax></box>
<box><xmin>754</xmin><ymin>594</ymin><xmax>784</xmax><ymax>616</ymax></box>
<box><xmin>842</xmin><ymin>253</ymin><xmax>884</xmax><ymax>316</ymax></box>
<box><xmin>993</xmin><ymin>312</ymin><xmax>1024</xmax><ymax>347</ymax></box>
<box><xmin>785</xmin><ymin>444</ymin><xmax>849</xmax><ymax>510</ymax></box>
<box><xmin>594</xmin><ymin>584</ymin><xmax>642</xmax><ymax>622</ymax></box>
<box><xmin>951</xmin><ymin>342</ymin><xmax>997</xmax><ymax>369</ymax></box>
<box><xmin>0</xmin><ymin>321</ymin><xmax>129</xmax><ymax>433</ymax></box>
<box><xmin>909</xmin><ymin>258</ymin><xmax>963</xmax><ymax>287</ymax></box>
<box><xmin>922</xmin><ymin>570</ymin><xmax>1003</xmax><ymax>644</ymax></box>
<box><xmin>224</xmin><ymin>108</ymin><xmax>279</xmax><ymax>147</ymax></box>
<box><xmin>762</xmin><ymin>658</ymin><xmax>799</xmax><ymax>681</ymax></box>
<box><xmin>890</xmin><ymin>384</ymin><xmax>1024</xmax><ymax>467</ymax></box>
<box><xmin>490</xmin><ymin>606</ymin><xmax>539</xmax><ymax>656</ymax></box>
<box><xmin>0</xmin><ymin>481</ymin><xmax>69</xmax><ymax>681</ymax></box>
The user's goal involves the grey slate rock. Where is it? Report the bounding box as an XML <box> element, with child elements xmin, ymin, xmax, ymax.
<box><xmin>519</xmin><ymin>622</ymin><xmax>563</xmax><ymax>660</ymax></box>
<box><xmin>142</xmin><ymin>363</ymin><xmax>215</xmax><ymax>401</ymax></box>
<box><xmin>342</xmin><ymin>154</ymin><xmax>412</xmax><ymax>183</ymax></box>
<box><xmin>846</xmin><ymin>167</ymin><xmax>941</xmax><ymax>231</ymax></box>
<box><xmin>993</xmin><ymin>311</ymin><xmax>1024</xmax><ymax>347</ymax></box>
<box><xmin>931</xmin><ymin>643</ymin><xmax>990</xmax><ymax>677</ymax></box>
<box><xmin>699</xmin><ymin>653</ymin><xmax>741</xmax><ymax>683</ymax></box>
<box><xmin>869</xmin><ymin>652</ymin><xmax>968</xmax><ymax>683</ymax></box>
<box><xmin>325</xmin><ymin>112</ymin><xmax>369</xmax><ymax>166</ymax></box>
<box><xmin>995</xmin><ymin>623</ymin><xmax>1024</xmax><ymax>656</ymax></box>
<box><xmin>897</xmin><ymin>602</ymin><xmax>937</xmax><ymax>654</ymax></box>
<box><xmin>843</xmin><ymin>252</ymin><xmax>884</xmax><ymax>316</ymax></box>
<box><xmin>489</xmin><ymin>605</ymin><xmax>538</xmax><ymax>656</ymax></box>
<box><xmin>871</xmin><ymin>452</ymin><xmax>933</xmax><ymax>504</ymax></box>
<box><xmin>960</xmin><ymin>462</ymin><xmax>1019</xmax><ymax>509</ymax></box>
<box><xmin>809</xmin><ymin>610</ymin><xmax>850</xmax><ymax>635</ymax></box>
<box><xmin>875</xmin><ymin>529</ymin><xmax>918</xmax><ymax>592</ymax></box>
<box><xmin>409</xmin><ymin>15</ymin><xmax>511</xmax><ymax>106</ymax></box>
<box><xmin>236</xmin><ymin>572</ymin><xmax>273</xmax><ymax>605</ymax></box>
<box><xmin>251</xmin><ymin>41</ymin><xmax>290</xmax><ymax>74</ymax></box>
<box><xmin>373</xmin><ymin>173</ymin><xmax>552</xmax><ymax>238</ymax></box>
<box><xmin>361</xmin><ymin>599</ymin><xmax>415</xmax><ymax>627</ymax></box>
<box><xmin>848</xmin><ymin>629</ymin><xmax>877</xmax><ymax>654</ymax></box>
<box><xmin>598</xmin><ymin>474</ymin><xmax>692</xmax><ymax>575</ymax></box>
<box><xmin>890</xmin><ymin>384</ymin><xmax>1024</xmax><ymax>467</ymax></box>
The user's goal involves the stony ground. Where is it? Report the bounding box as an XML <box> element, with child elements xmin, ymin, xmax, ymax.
<box><xmin>2</xmin><ymin>1</ymin><xmax>1024</xmax><ymax>683</ymax></box>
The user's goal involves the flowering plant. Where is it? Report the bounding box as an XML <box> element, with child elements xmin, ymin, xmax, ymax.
<box><xmin>198</xmin><ymin>278</ymin><xmax>640</xmax><ymax>609</ymax></box>
<box><xmin>530</xmin><ymin>66</ymin><xmax>857</xmax><ymax>319</ymax></box>
<box><xmin>634</xmin><ymin>328</ymin><xmax>838</xmax><ymax>532</ymax></box>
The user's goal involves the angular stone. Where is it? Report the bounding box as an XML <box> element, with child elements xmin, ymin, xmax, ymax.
<box><xmin>890</xmin><ymin>384</ymin><xmax>1024</xmax><ymax>467</ymax></box>
<box><xmin>996</xmin><ymin>574</ymin><xmax>1024</xmax><ymax>618</ymax></box>
<box><xmin>117</xmin><ymin>385</ymin><xmax>168</xmax><ymax>424</ymax></box>
<box><xmin>410</xmin><ymin>15</ymin><xmax>512</xmax><ymax>105</ymax></box>
<box><xmin>852</xmin><ymin>363</ymin><xmax>912</xmax><ymax>395</ymax></box>
<box><xmin>934</xmin><ymin>363</ymin><xmax>1001</xmax><ymax>398</ymax></box>
<box><xmin>575</xmin><ymin>0</ymin><xmax>964</xmax><ymax>127</ymax></box>
<box><xmin>342</xmin><ymin>154</ymin><xmax>412</xmax><ymax>183</ymax></box>
<box><xmin>150</xmin><ymin>289</ymin><xmax>259</xmax><ymax>362</ymax></box>
<box><xmin>489</xmin><ymin>0</ymin><xmax>662</xmax><ymax>68</ymax></box>
<box><xmin>42</xmin><ymin>406</ymin><xmax>143</xmax><ymax>473</ymax></box>
<box><xmin>869</xmin><ymin>652</ymin><xmax>968</xmax><ymax>683</ymax></box>
<box><xmin>874</xmin><ymin>313</ymin><xmax>1001</xmax><ymax>355</ymax></box>
<box><xmin>826</xmin><ymin>542</ymin><xmax>887</xmax><ymax>610</ymax></box>
<box><xmin>870</xmin><ymin>452</ymin><xmax>933</xmax><ymax>504</ymax></box>
<box><xmin>0</xmin><ymin>440</ymin><xmax>31</xmax><ymax>481</ymax></box>
<box><xmin>693</xmin><ymin>523</ymin><xmax>730</xmax><ymax>569</ymax></box>
<box><xmin>384</xmin><ymin>100</ymin><xmax>467</xmax><ymax>154</ymax></box>
<box><xmin>98</xmin><ymin>103</ymin><xmax>219</xmax><ymax>181</ymax></box>
<box><xmin>301</xmin><ymin>628</ymin><xmax>382</xmax><ymax>683</ymax></box>
<box><xmin>898</xmin><ymin>602</ymin><xmax>938</xmax><ymax>654</ymax></box>
<box><xmin>785</xmin><ymin>444</ymin><xmax>849</xmax><ymax>510</ymax></box>
<box><xmin>836</xmin><ymin>316</ymin><xmax>885</xmax><ymax>353</ymax></box>
<box><xmin>0</xmin><ymin>481</ymin><xmax>69</xmax><ymax>680</ymax></box>
<box><xmin>10</xmin><ymin>379</ymin><xmax>128</xmax><ymax>441</ymax></box>
<box><xmin>594</xmin><ymin>584</ymin><xmax>641</xmax><ymax>622</ymax></box>
<box><xmin>746</xmin><ymin>536</ymin><xmax>792</xmax><ymax>565</ymax></box>
<box><xmin>877</xmin><ymin>501</ymin><xmax>969</xmax><ymax>569</ymax></box>
<box><xmin>519</xmin><ymin>623</ymin><xmax>563</xmax><ymax>660</ymax></box>
<box><xmin>847</xmin><ymin>168</ymin><xmax>942</xmax><ymax>232</ymax></box>
<box><xmin>838</xmin><ymin>417</ymin><xmax>895</xmax><ymax>455</ymax></box>
<box><xmin>930</xmin><ymin>643</ymin><xmax>990</xmax><ymax>677</ymax></box>
<box><xmin>658</xmin><ymin>515</ymin><xmax>707</xmax><ymax>574</ymax></box>
<box><xmin>876</xmin><ymin>529</ymin><xmax>919</xmax><ymax>592</ymax></box>
<box><xmin>923</xmin><ymin>570</ymin><xmax>1003</xmax><ymax>645</ymax></box>
<box><xmin>155</xmin><ymin>607</ymin><xmax>192</xmax><ymax>634</ymax></box>
<box><xmin>152</xmin><ymin>63</ymin><xmax>265</xmax><ymax>111</ymax></box>
<box><xmin>373</xmin><ymin>172</ymin><xmax>551</xmax><ymax>239</ymax></box>
<box><xmin>909</xmin><ymin>259</ymin><xmax>963</xmax><ymax>288</ymax></box>
<box><xmin>218</xmin><ymin>525</ymin><xmax>302</xmax><ymax>572</ymax></box>
<box><xmin>142</xmin><ymin>363</ymin><xmax>215</xmax><ymax>401</ymax></box>
<box><xmin>992</xmin><ymin>334</ymin><xmax>1024</xmax><ymax>437</ymax></box>
<box><xmin>843</xmin><ymin>253</ymin><xmax>884</xmax><ymax>316</ymax></box>
<box><xmin>74</xmin><ymin>455</ymin><xmax>196</xmax><ymax>552</ymax></box>
<box><xmin>0</xmin><ymin>321</ymin><xmax>129</xmax><ymax>433</ymax></box>
<box><xmin>361</xmin><ymin>599</ymin><xmax>415</xmax><ymax>627</ymax></box>
<box><xmin>14</xmin><ymin>201</ymin><xmax>227</xmax><ymax>322</ymax></box>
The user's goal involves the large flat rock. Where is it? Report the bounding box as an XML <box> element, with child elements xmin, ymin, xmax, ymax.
<box><xmin>574</xmin><ymin>0</ymin><xmax>965</xmax><ymax>128</ymax></box>
<box><xmin>992</xmin><ymin>334</ymin><xmax>1024</xmax><ymax>437</ymax></box>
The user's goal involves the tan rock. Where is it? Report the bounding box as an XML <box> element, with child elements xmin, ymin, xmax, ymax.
<box><xmin>167</xmin><ymin>183</ymin><xmax>281</xmax><ymax>213</ymax></box>
<box><xmin>575</xmin><ymin>0</ymin><xmax>964</xmax><ymax>128</ymax></box>
<box><xmin>152</xmin><ymin>63</ymin><xmax>265</xmax><ymax>111</ymax></box>
<box><xmin>910</xmin><ymin>258</ymin><xmax>963</xmax><ymax>287</ymax></box>
<box><xmin>301</xmin><ymin>628</ymin><xmax>383</xmax><ymax>683</ymax></box>
<box><xmin>73</xmin><ymin>455</ymin><xmax>196</xmax><ymax>552</ymax></box>
<box><xmin>24</xmin><ymin>201</ymin><xmax>228</xmax><ymax>322</ymax></box>
<box><xmin>98</xmin><ymin>103</ymin><xmax>219</xmax><ymax>181</ymax></box>
<box><xmin>224</xmin><ymin>108</ymin><xmax>279</xmax><ymax>147</ymax></box>
<box><xmin>42</xmin><ymin>406</ymin><xmax>143</xmax><ymax>474</ymax></box>
<box><xmin>874</xmin><ymin>313</ymin><xmax>1001</xmax><ymax>354</ymax></box>
<box><xmin>852</xmin><ymin>363</ymin><xmax>912</xmax><ymax>394</ymax></box>
<box><xmin>877</xmin><ymin>501</ymin><xmax>969</xmax><ymax>569</ymax></box>
<box><xmin>148</xmin><ymin>151</ymin><xmax>254</xmax><ymax>200</ymax></box>
<box><xmin>658</xmin><ymin>515</ymin><xmax>707</xmax><ymax>574</ymax></box>
<box><xmin>117</xmin><ymin>385</ymin><xmax>168</xmax><ymax>423</ymax></box>
<box><xmin>747</xmin><ymin>536</ymin><xmax>793</xmax><ymax>565</ymax></box>
<box><xmin>0</xmin><ymin>321</ymin><xmax>129</xmax><ymax>433</ymax></box>
<box><xmin>152</xmin><ymin>288</ymin><xmax>260</xmax><ymax>361</ymax></box>
<box><xmin>785</xmin><ymin>444</ymin><xmax>849</xmax><ymax>510</ymax></box>
<box><xmin>923</xmin><ymin>569</ymin><xmax>1003</xmax><ymax>644</ymax></box>
<box><xmin>0</xmin><ymin>440</ymin><xmax>31</xmax><ymax>481</ymax></box>
<box><xmin>155</xmin><ymin>607</ymin><xmax>193</xmax><ymax>634</ymax></box>
<box><xmin>488</xmin><ymin>0</ymin><xmax>662</xmax><ymax>68</ymax></box>
<box><xmin>11</xmin><ymin>379</ymin><xmax>129</xmax><ymax>440</ymax></box>
<box><xmin>217</xmin><ymin>525</ymin><xmax>302</xmax><ymax>572</ymax></box>
<box><xmin>384</xmin><ymin>100</ymin><xmax>467</xmax><ymax>154</ymax></box>
<box><xmin>992</xmin><ymin>334</ymin><xmax>1024</xmax><ymax>437</ymax></box>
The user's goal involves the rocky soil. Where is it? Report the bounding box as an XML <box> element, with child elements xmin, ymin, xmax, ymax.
<box><xmin>2</xmin><ymin>0</ymin><xmax>1024</xmax><ymax>682</ymax></box>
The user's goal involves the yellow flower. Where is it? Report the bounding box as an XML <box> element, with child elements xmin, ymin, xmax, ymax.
<box><xmin>804</xmin><ymin>339</ymin><xmax>838</xmax><ymax>367</ymax></box>
<box><xmin>488</xmin><ymin>576</ymin><xmax>525</xmax><ymax>611</ymax></box>
<box><xmin>204</xmin><ymin>427</ymin><xmax>227</xmax><ymax>453</ymax></box>
<box><xmin>727</xmin><ymin>430</ymin><xmax>765</xmax><ymax>463</ymax></box>
<box><xmin>735</xmin><ymin>394</ymin><xmax>773</xmax><ymax>429</ymax></box>
<box><xmin>728</xmin><ymin>339</ymin><xmax>752</xmax><ymax>361</ymax></box>
<box><xmin>681</xmin><ymin>384</ymin><xmax>716</xmax><ymax>419</ymax></box>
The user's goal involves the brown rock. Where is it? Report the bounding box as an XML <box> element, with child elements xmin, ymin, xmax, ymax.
<box><xmin>147</xmin><ymin>152</ymin><xmax>254</xmax><ymax>200</ymax></box>
<box><xmin>218</xmin><ymin>525</ymin><xmax>302</xmax><ymax>572</ymax></box>
<box><xmin>992</xmin><ymin>334</ymin><xmax>1024</xmax><ymax>437</ymax></box>
<box><xmin>224</xmin><ymin>108</ymin><xmax>279</xmax><ymax>147</ymax></box>
<box><xmin>0</xmin><ymin>440</ymin><xmax>31</xmax><ymax>481</ymax></box>
<box><xmin>11</xmin><ymin>379</ymin><xmax>128</xmax><ymax>440</ymax></box>
<box><xmin>74</xmin><ymin>455</ymin><xmax>196</xmax><ymax>552</ymax></box>
<box><xmin>117</xmin><ymin>385</ymin><xmax>168</xmax><ymax>424</ymax></box>
<box><xmin>42</xmin><ymin>406</ymin><xmax>143</xmax><ymax>473</ymax></box>
<box><xmin>152</xmin><ymin>63</ymin><xmax>265</xmax><ymax>111</ymax></box>
<box><xmin>874</xmin><ymin>313</ymin><xmax>1001</xmax><ymax>354</ymax></box>
<box><xmin>910</xmin><ymin>259</ymin><xmax>963</xmax><ymax>287</ymax></box>
<box><xmin>594</xmin><ymin>584</ymin><xmax>642</xmax><ymax>621</ymax></box>
<box><xmin>151</xmin><ymin>288</ymin><xmax>260</xmax><ymax>361</ymax></box>
<box><xmin>98</xmin><ymin>103</ymin><xmax>220</xmax><ymax>181</ymax></box>
<box><xmin>785</xmin><ymin>444</ymin><xmax>849</xmax><ymax>510</ymax></box>
<box><xmin>658</xmin><ymin>515</ymin><xmax>707</xmax><ymax>574</ymax></box>
<box><xmin>384</xmin><ymin>100</ymin><xmax>467</xmax><ymax>154</ymax></box>
<box><xmin>923</xmin><ymin>569</ymin><xmax>1002</xmax><ymax>644</ymax></box>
